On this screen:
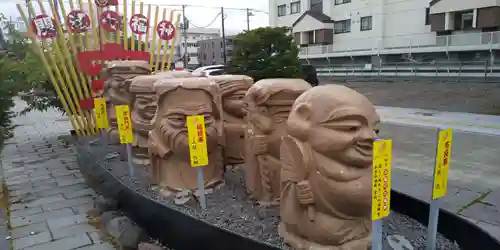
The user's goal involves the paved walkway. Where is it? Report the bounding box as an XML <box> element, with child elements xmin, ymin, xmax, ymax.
<box><xmin>377</xmin><ymin>106</ymin><xmax>500</xmax><ymax>135</ymax></box>
<box><xmin>378</xmin><ymin>107</ymin><xmax>500</xmax><ymax>241</ymax></box>
<box><xmin>1</xmin><ymin>100</ymin><xmax>114</xmax><ymax>250</ymax></box>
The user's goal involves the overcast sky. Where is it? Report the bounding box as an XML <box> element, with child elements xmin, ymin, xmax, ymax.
<box><xmin>0</xmin><ymin>0</ymin><xmax>270</xmax><ymax>35</ymax></box>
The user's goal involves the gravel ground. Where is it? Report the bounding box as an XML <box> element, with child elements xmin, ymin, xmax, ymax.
<box><xmin>82</xmin><ymin>141</ymin><xmax>461</xmax><ymax>250</ymax></box>
<box><xmin>321</xmin><ymin>79</ymin><xmax>500</xmax><ymax>115</ymax></box>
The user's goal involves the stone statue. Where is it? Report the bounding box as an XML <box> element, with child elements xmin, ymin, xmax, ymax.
<box><xmin>148</xmin><ymin>77</ymin><xmax>224</xmax><ymax>197</ymax></box>
<box><xmin>129</xmin><ymin>73</ymin><xmax>195</xmax><ymax>166</ymax></box>
<box><xmin>279</xmin><ymin>85</ymin><xmax>379</xmax><ymax>250</ymax></box>
<box><xmin>103</xmin><ymin>60</ymin><xmax>150</xmax><ymax>144</ymax></box>
<box><xmin>244</xmin><ymin>79</ymin><xmax>311</xmax><ymax>206</ymax></box>
<box><xmin>208</xmin><ymin>75</ymin><xmax>253</xmax><ymax>165</ymax></box>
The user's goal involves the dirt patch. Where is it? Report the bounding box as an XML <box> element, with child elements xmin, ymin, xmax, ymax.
<box><xmin>321</xmin><ymin>79</ymin><xmax>500</xmax><ymax>115</ymax></box>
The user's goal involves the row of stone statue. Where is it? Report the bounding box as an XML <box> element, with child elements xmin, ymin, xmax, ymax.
<box><xmin>101</xmin><ymin>60</ymin><xmax>380</xmax><ymax>250</ymax></box>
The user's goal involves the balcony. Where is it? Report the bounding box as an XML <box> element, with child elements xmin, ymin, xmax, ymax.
<box><xmin>299</xmin><ymin>31</ymin><xmax>500</xmax><ymax>58</ymax></box>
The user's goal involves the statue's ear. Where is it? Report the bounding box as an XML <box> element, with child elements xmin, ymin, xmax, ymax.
<box><xmin>287</xmin><ymin>103</ymin><xmax>312</xmax><ymax>141</ymax></box>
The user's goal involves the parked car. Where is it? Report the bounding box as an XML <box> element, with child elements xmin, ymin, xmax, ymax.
<box><xmin>191</xmin><ymin>65</ymin><xmax>227</xmax><ymax>77</ymax></box>
<box><xmin>301</xmin><ymin>64</ymin><xmax>319</xmax><ymax>87</ymax></box>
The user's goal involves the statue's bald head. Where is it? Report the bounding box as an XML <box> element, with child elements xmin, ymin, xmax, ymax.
<box><xmin>287</xmin><ymin>85</ymin><xmax>379</xmax><ymax>142</ymax></box>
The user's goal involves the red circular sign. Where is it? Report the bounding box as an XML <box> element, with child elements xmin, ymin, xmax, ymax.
<box><xmin>66</xmin><ymin>10</ymin><xmax>90</xmax><ymax>33</ymax></box>
<box><xmin>156</xmin><ymin>20</ymin><xmax>176</xmax><ymax>41</ymax></box>
<box><xmin>30</xmin><ymin>14</ymin><xmax>57</xmax><ymax>39</ymax></box>
<box><xmin>100</xmin><ymin>10</ymin><xmax>120</xmax><ymax>32</ymax></box>
<box><xmin>129</xmin><ymin>14</ymin><xmax>149</xmax><ymax>35</ymax></box>
<box><xmin>95</xmin><ymin>0</ymin><xmax>118</xmax><ymax>7</ymax></box>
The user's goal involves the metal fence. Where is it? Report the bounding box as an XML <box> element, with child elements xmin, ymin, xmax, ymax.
<box><xmin>300</xmin><ymin>31</ymin><xmax>500</xmax><ymax>57</ymax></box>
<box><xmin>314</xmin><ymin>61</ymin><xmax>500</xmax><ymax>78</ymax></box>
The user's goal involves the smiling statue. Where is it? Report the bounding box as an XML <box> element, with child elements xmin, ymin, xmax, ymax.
<box><xmin>244</xmin><ymin>79</ymin><xmax>311</xmax><ymax>206</ymax></box>
<box><xmin>278</xmin><ymin>85</ymin><xmax>380</xmax><ymax>250</ymax></box>
<box><xmin>103</xmin><ymin>60</ymin><xmax>150</xmax><ymax>144</ymax></box>
<box><xmin>208</xmin><ymin>75</ymin><xmax>253</xmax><ymax>165</ymax></box>
<box><xmin>148</xmin><ymin>78</ymin><xmax>224</xmax><ymax>198</ymax></box>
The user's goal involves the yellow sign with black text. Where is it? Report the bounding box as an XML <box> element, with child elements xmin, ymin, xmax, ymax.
<box><xmin>94</xmin><ymin>98</ymin><xmax>108</xmax><ymax>129</ymax></box>
<box><xmin>432</xmin><ymin>128</ymin><xmax>453</xmax><ymax>200</ymax></box>
<box><xmin>186</xmin><ymin>115</ymin><xmax>209</xmax><ymax>167</ymax></box>
<box><xmin>115</xmin><ymin>105</ymin><xmax>134</xmax><ymax>144</ymax></box>
<box><xmin>371</xmin><ymin>139</ymin><xmax>392</xmax><ymax>221</ymax></box>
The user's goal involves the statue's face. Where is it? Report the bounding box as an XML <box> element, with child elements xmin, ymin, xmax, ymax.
<box><xmin>157</xmin><ymin>88</ymin><xmax>218</xmax><ymax>159</ymax></box>
<box><xmin>308</xmin><ymin>105</ymin><xmax>379</xmax><ymax>168</ymax></box>
<box><xmin>222</xmin><ymin>89</ymin><xmax>247</xmax><ymax>118</ymax></box>
<box><xmin>133</xmin><ymin>94</ymin><xmax>157</xmax><ymax>121</ymax></box>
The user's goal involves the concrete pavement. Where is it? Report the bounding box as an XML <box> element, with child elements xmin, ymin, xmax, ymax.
<box><xmin>1</xmin><ymin>100</ymin><xmax>114</xmax><ymax>250</ymax></box>
<box><xmin>378</xmin><ymin>107</ymin><xmax>500</xmax><ymax>241</ymax></box>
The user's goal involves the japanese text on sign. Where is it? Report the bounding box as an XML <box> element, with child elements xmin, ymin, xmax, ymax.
<box><xmin>186</xmin><ymin>115</ymin><xmax>208</xmax><ymax>167</ymax></box>
<box><xmin>372</xmin><ymin>139</ymin><xmax>392</xmax><ymax>221</ymax></box>
<box><xmin>432</xmin><ymin>128</ymin><xmax>453</xmax><ymax>199</ymax></box>
<box><xmin>94</xmin><ymin>98</ymin><xmax>109</xmax><ymax>129</ymax></box>
<box><xmin>115</xmin><ymin>105</ymin><xmax>134</xmax><ymax>144</ymax></box>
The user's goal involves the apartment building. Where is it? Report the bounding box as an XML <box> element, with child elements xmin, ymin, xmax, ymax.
<box><xmin>177</xmin><ymin>27</ymin><xmax>221</xmax><ymax>67</ymax></box>
<box><xmin>197</xmin><ymin>36</ymin><xmax>235</xmax><ymax>66</ymax></box>
<box><xmin>269</xmin><ymin>0</ymin><xmax>500</xmax><ymax>64</ymax></box>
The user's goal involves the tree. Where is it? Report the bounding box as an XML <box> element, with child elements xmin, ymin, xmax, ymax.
<box><xmin>227</xmin><ymin>27</ymin><xmax>304</xmax><ymax>82</ymax></box>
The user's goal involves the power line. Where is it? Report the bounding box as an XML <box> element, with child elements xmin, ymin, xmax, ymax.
<box><xmin>185</xmin><ymin>12</ymin><xmax>221</xmax><ymax>29</ymax></box>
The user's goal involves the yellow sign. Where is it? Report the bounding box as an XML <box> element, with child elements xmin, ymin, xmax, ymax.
<box><xmin>372</xmin><ymin>139</ymin><xmax>392</xmax><ymax>221</ymax></box>
<box><xmin>94</xmin><ymin>98</ymin><xmax>109</xmax><ymax>129</ymax></box>
<box><xmin>432</xmin><ymin>128</ymin><xmax>453</xmax><ymax>199</ymax></box>
<box><xmin>186</xmin><ymin>115</ymin><xmax>209</xmax><ymax>167</ymax></box>
<box><xmin>115</xmin><ymin>105</ymin><xmax>134</xmax><ymax>144</ymax></box>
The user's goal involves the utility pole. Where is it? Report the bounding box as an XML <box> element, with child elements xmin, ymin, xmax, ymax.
<box><xmin>26</xmin><ymin>0</ymin><xmax>32</xmax><ymax>19</ymax></box>
<box><xmin>221</xmin><ymin>7</ymin><xmax>227</xmax><ymax>64</ymax></box>
<box><xmin>246</xmin><ymin>8</ymin><xmax>250</xmax><ymax>31</ymax></box>
<box><xmin>182</xmin><ymin>5</ymin><xmax>188</xmax><ymax>68</ymax></box>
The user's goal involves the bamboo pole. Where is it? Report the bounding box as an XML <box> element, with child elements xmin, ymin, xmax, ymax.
<box><xmin>149</xmin><ymin>5</ymin><xmax>159</xmax><ymax>70</ymax></box>
<box><xmin>165</xmin><ymin>14</ymin><xmax>181</xmax><ymax>71</ymax></box>
<box><xmin>122</xmin><ymin>0</ymin><xmax>128</xmax><ymax>50</ymax></box>
<box><xmin>138</xmin><ymin>1</ymin><xmax>144</xmax><ymax>51</ymax></box>
<box><xmin>39</xmin><ymin>0</ymin><xmax>95</xmax><ymax>135</ymax></box>
<box><xmin>130</xmin><ymin>1</ymin><xmax>135</xmax><ymax>51</ymax></box>
<box><xmin>144</xmin><ymin>4</ymin><xmax>151</xmax><ymax>54</ymax></box>
<box><xmin>29</xmin><ymin>1</ymin><xmax>89</xmax><ymax>135</ymax></box>
<box><xmin>53</xmin><ymin>0</ymin><xmax>97</xmax><ymax>134</ymax></box>
<box><xmin>159</xmin><ymin>10</ymin><xmax>174</xmax><ymax>72</ymax></box>
<box><xmin>154</xmin><ymin>8</ymin><xmax>166</xmax><ymax>72</ymax></box>
<box><xmin>115</xmin><ymin>2</ymin><xmax>121</xmax><ymax>44</ymax></box>
<box><xmin>16</xmin><ymin>4</ymin><xmax>84</xmax><ymax>136</ymax></box>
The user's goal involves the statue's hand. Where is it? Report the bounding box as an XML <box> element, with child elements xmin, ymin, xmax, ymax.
<box><xmin>252</xmin><ymin>135</ymin><xmax>268</xmax><ymax>155</ymax></box>
<box><xmin>296</xmin><ymin>180</ymin><xmax>314</xmax><ymax>205</ymax></box>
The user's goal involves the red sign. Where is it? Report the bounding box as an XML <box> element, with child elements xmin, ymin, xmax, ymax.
<box><xmin>30</xmin><ymin>14</ymin><xmax>57</xmax><ymax>39</ymax></box>
<box><xmin>129</xmin><ymin>14</ymin><xmax>149</xmax><ymax>35</ymax></box>
<box><xmin>79</xmin><ymin>97</ymin><xmax>94</xmax><ymax>110</ymax></box>
<box><xmin>77</xmin><ymin>43</ymin><xmax>150</xmax><ymax>93</ymax></box>
<box><xmin>100</xmin><ymin>10</ymin><xmax>120</xmax><ymax>32</ymax></box>
<box><xmin>94</xmin><ymin>0</ymin><xmax>118</xmax><ymax>7</ymax></box>
<box><xmin>156</xmin><ymin>20</ymin><xmax>176</xmax><ymax>41</ymax></box>
<box><xmin>66</xmin><ymin>10</ymin><xmax>90</xmax><ymax>33</ymax></box>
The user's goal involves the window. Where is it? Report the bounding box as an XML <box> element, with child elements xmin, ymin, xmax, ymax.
<box><xmin>277</xmin><ymin>4</ymin><xmax>287</xmax><ymax>17</ymax></box>
<box><xmin>290</xmin><ymin>1</ymin><xmax>300</xmax><ymax>14</ymax></box>
<box><xmin>334</xmin><ymin>0</ymin><xmax>350</xmax><ymax>5</ymax></box>
<box><xmin>360</xmin><ymin>16</ymin><xmax>372</xmax><ymax>31</ymax></box>
<box><xmin>334</xmin><ymin>19</ymin><xmax>351</xmax><ymax>33</ymax></box>
<box><xmin>461</xmin><ymin>11</ymin><xmax>474</xmax><ymax>29</ymax></box>
<box><xmin>310</xmin><ymin>0</ymin><xmax>322</xmax><ymax>12</ymax></box>
<box><xmin>425</xmin><ymin>8</ymin><xmax>430</xmax><ymax>25</ymax></box>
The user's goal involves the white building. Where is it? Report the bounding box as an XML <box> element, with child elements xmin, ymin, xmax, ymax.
<box><xmin>268</xmin><ymin>0</ymin><xmax>500</xmax><ymax>62</ymax></box>
<box><xmin>178</xmin><ymin>27</ymin><xmax>220</xmax><ymax>67</ymax></box>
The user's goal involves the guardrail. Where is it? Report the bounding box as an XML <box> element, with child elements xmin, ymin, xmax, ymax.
<box><xmin>300</xmin><ymin>31</ymin><xmax>500</xmax><ymax>57</ymax></box>
<box><xmin>313</xmin><ymin>61</ymin><xmax>500</xmax><ymax>78</ymax></box>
